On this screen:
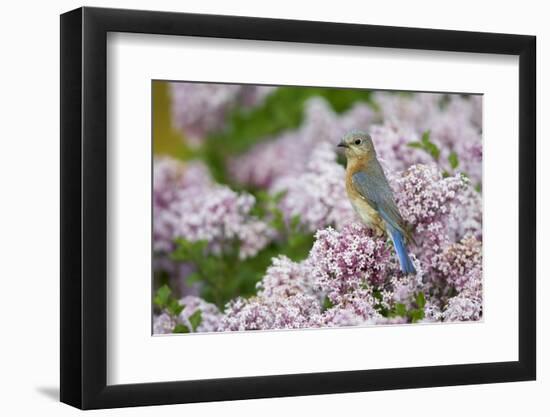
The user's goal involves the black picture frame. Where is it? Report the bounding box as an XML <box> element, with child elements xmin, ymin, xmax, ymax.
<box><xmin>60</xmin><ymin>6</ymin><xmax>536</xmax><ymax>410</ymax></box>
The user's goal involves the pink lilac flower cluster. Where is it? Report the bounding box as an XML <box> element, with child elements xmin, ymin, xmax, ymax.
<box><xmin>373</xmin><ymin>92</ymin><xmax>483</xmax><ymax>184</ymax></box>
<box><xmin>308</xmin><ymin>223</ymin><xmax>425</xmax><ymax>324</ymax></box>
<box><xmin>153</xmin><ymin>312</ymin><xmax>177</xmax><ymax>335</ymax></box>
<box><xmin>218</xmin><ymin>256</ymin><xmax>321</xmax><ymax>331</ymax></box>
<box><xmin>219</xmin><ymin>292</ymin><xmax>322</xmax><ymax>331</ymax></box>
<box><xmin>390</xmin><ymin>165</ymin><xmax>482</xmax><ymax>321</ymax></box>
<box><xmin>217</xmin><ymin>253</ymin><xmax>382</xmax><ymax>331</ymax></box>
<box><xmin>153</xmin><ymin>157</ymin><xmax>213</xmax><ymax>296</ymax></box>
<box><xmin>153</xmin><ymin>157</ymin><xmax>213</xmax><ymax>253</ymax></box>
<box><xmin>170</xmin><ymin>82</ymin><xmax>275</xmax><ymax>146</ymax></box>
<box><xmin>309</xmin><ymin>224</ymin><xmax>395</xmax><ymax>301</ymax></box>
<box><xmin>389</xmin><ymin>164</ymin><xmax>482</xmax><ymax>278</ymax></box>
<box><xmin>153</xmin><ymin>156</ymin><xmax>274</xmax><ymax>260</ymax></box>
<box><xmin>437</xmin><ymin>235</ymin><xmax>483</xmax><ymax>321</ymax></box>
<box><xmin>153</xmin><ymin>296</ymin><xmax>222</xmax><ymax>334</ymax></box>
<box><xmin>215</xmin><ymin>162</ymin><xmax>482</xmax><ymax>331</ymax></box>
<box><xmin>229</xmin><ymin>98</ymin><xmax>376</xmax><ymax>188</ymax></box>
<box><xmin>271</xmin><ymin>143</ymin><xmax>357</xmax><ymax>232</ymax></box>
<box><xmin>217</xmin><ymin>224</ymin><xmax>420</xmax><ymax>331</ymax></box>
<box><xmin>368</xmin><ymin>122</ymin><xmax>432</xmax><ymax>172</ymax></box>
<box><xmin>256</xmin><ymin>256</ymin><xmax>319</xmax><ymax>300</ymax></box>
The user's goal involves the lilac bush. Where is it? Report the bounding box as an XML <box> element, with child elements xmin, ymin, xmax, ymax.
<box><xmin>214</xmin><ymin>161</ymin><xmax>482</xmax><ymax>332</ymax></box>
<box><xmin>153</xmin><ymin>87</ymin><xmax>483</xmax><ymax>334</ymax></box>
<box><xmin>153</xmin><ymin>156</ymin><xmax>274</xmax><ymax>259</ymax></box>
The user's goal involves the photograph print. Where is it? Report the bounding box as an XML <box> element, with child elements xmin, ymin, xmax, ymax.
<box><xmin>152</xmin><ymin>81</ymin><xmax>483</xmax><ymax>335</ymax></box>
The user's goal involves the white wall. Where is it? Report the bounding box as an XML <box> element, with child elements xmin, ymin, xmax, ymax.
<box><xmin>0</xmin><ymin>0</ymin><xmax>545</xmax><ymax>415</ymax></box>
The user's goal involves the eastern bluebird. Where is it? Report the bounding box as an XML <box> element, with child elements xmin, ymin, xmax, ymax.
<box><xmin>338</xmin><ymin>130</ymin><xmax>416</xmax><ymax>274</ymax></box>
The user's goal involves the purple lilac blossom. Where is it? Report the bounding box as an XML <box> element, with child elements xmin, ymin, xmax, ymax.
<box><xmin>436</xmin><ymin>234</ymin><xmax>482</xmax><ymax>291</ymax></box>
<box><xmin>373</xmin><ymin>92</ymin><xmax>483</xmax><ymax>184</ymax></box>
<box><xmin>153</xmin><ymin>157</ymin><xmax>213</xmax><ymax>253</ymax></box>
<box><xmin>218</xmin><ymin>256</ymin><xmax>322</xmax><ymax>331</ymax></box>
<box><xmin>153</xmin><ymin>313</ymin><xmax>176</xmax><ymax>334</ymax></box>
<box><xmin>372</xmin><ymin>91</ymin><xmax>443</xmax><ymax>132</ymax></box>
<box><xmin>178</xmin><ymin>296</ymin><xmax>222</xmax><ymax>332</ymax></box>
<box><xmin>170</xmin><ymin>82</ymin><xmax>275</xmax><ymax>146</ymax></box>
<box><xmin>219</xmin><ymin>293</ymin><xmax>322</xmax><ymax>331</ymax></box>
<box><xmin>153</xmin><ymin>158</ymin><xmax>212</xmax><ymax>297</ymax></box>
<box><xmin>153</xmin><ymin>156</ymin><xmax>274</xmax><ymax>260</ymax></box>
<box><xmin>165</xmin><ymin>184</ymin><xmax>274</xmax><ymax>259</ymax></box>
<box><xmin>153</xmin><ymin>296</ymin><xmax>222</xmax><ymax>334</ymax></box>
<box><xmin>442</xmin><ymin>289</ymin><xmax>482</xmax><ymax>322</ymax></box>
<box><xmin>368</xmin><ymin>122</ymin><xmax>432</xmax><ymax>172</ymax></box>
<box><xmin>256</xmin><ymin>256</ymin><xmax>318</xmax><ymax>300</ymax></box>
<box><xmin>389</xmin><ymin>164</ymin><xmax>472</xmax><ymax>276</ymax></box>
<box><xmin>309</xmin><ymin>223</ymin><xmax>394</xmax><ymax>300</ymax></box>
<box><xmin>438</xmin><ymin>235</ymin><xmax>483</xmax><ymax>322</ymax></box>
<box><xmin>271</xmin><ymin>142</ymin><xmax>357</xmax><ymax>232</ymax></box>
<box><xmin>229</xmin><ymin>98</ymin><xmax>376</xmax><ymax>188</ymax></box>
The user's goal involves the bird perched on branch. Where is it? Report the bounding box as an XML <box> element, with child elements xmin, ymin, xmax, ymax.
<box><xmin>338</xmin><ymin>130</ymin><xmax>416</xmax><ymax>274</ymax></box>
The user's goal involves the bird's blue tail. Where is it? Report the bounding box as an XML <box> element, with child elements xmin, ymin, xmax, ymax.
<box><xmin>388</xmin><ymin>226</ymin><xmax>416</xmax><ymax>274</ymax></box>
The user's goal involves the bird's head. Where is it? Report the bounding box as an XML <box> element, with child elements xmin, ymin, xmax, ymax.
<box><xmin>337</xmin><ymin>130</ymin><xmax>376</xmax><ymax>160</ymax></box>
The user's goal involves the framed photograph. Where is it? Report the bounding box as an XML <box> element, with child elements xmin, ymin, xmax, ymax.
<box><xmin>60</xmin><ymin>6</ymin><xmax>536</xmax><ymax>409</ymax></box>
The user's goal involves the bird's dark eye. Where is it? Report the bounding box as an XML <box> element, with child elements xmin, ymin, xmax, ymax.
<box><xmin>354</xmin><ymin>139</ymin><xmax>362</xmax><ymax>145</ymax></box>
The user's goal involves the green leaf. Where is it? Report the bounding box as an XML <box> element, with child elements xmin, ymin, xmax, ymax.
<box><xmin>188</xmin><ymin>310</ymin><xmax>203</xmax><ymax>331</ymax></box>
<box><xmin>395</xmin><ymin>303</ymin><xmax>407</xmax><ymax>317</ymax></box>
<box><xmin>153</xmin><ymin>284</ymin><xmax>171</xmax><ymax>309</ymax></box>
<box><xmin>415</xmin><ymin>292</ymin><xmax>426</xmax><ymax>309</ymax></box>
<box><xmin>409</xmin><ymin>130</ymin><xmax>440</xmax><ymax>161</ymax></box>
<box><xmin>322</xmin><ymin>297</ymin><xmax>334</xmax><ymax>312</ymax></box>
<box><xmin>407</xmin><ymin>142</ymin><xmax>423</xmax><ymax>149</ymax></box>
<box><xmin>421</xmin><ymin>130</ymin><xmax>431</xmax><ymax>144</ymax></box>
<box><xmin>448</xmin><ymin>151</ymin><xmax>459</xmax><ymax>169</ymax></box>
<box><xmin>173</xmin><ymin>323</ymin><xmax>190</xmax><ymax>334</ymax></box>
<box><xmin>409</xmin><ymin>309</ymin><xmax>425</xmax><ymax>323</ymax></box>
<box><xmin>424</xmin><ymin>141</ymin><xmax>440</xmax><ymax>160</ymax></box>
<box><xmin>167</xmin><ymin>299</ymin><xmax>184</xmax><ymax>316</ymax></box>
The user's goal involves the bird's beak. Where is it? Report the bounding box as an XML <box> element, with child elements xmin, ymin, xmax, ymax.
<box><xmin>337</xmin><ymin>141</ymin><xmax>349</xmax><ymax>148</ymax></box>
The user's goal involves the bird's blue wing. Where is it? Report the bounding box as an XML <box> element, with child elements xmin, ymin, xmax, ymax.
<box><xmin>352</xmin><ymin>164</ymin><xmax>416</xmax><ymax>274</ymax></box>
<box><xmin>351</xmin><ymin>164</ymin><xmax>407</xmax><ymax>236</ymax></box>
